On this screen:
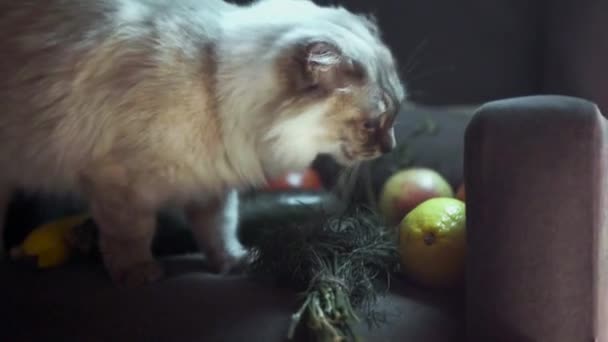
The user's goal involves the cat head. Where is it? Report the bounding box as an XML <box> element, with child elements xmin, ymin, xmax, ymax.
<box><xmin>218</xmin><ymin>1</ymin><xmax>405</xmax><ymax>177</ymax></box>
<box><xmin>272</xmin><ymin>43</ymin><xmax>403</xmax><ymax>165</ymax></box>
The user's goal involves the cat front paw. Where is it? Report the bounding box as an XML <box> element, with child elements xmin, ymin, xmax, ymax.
<box><xmin>108</xmin><ymin>261</ymin><xmax>164</xmax><ymax>287</ymax></box>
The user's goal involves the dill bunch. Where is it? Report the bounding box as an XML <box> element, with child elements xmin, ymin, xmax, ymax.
<box><xmin>245</xmin><ymin>205</ymin><xmax>399</xmax><ymax>341</ymax></box>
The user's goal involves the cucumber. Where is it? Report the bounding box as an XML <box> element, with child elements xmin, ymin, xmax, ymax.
<box><xmin>238</xmin><ymin>191</ymin><xmax>344</xmax><ymax>247</ymax></box>
<box><xmin>67</xmin><ymin>191</ymin><xmax>346</xmax><ymax>258</ymax></box>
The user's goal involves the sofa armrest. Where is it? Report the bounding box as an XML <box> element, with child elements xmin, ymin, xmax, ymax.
<box><xmin>465</xmin><ymin>95</ymin><xmax>608</xmax><ymax>341</ymax></box>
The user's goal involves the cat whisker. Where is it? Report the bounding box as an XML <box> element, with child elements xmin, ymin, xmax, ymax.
<box><xmin>406</xmin><ymin>65</ymin><xmax>456</xmax><ymax>84</ymax></box>
<box><xmin>333</xmin><ymin>162</ymin><xmax>362</xmax><ymax>206</ymax></box>
<box><xmin>405</xmin><ymin>89</ymin><xmax>429</xmax><ymax>102</ymax></box>
<box><xmin>407</xmin><ymin>90</ymin><xmax>428</xmax><ymax>97</ymax></box>
<box><xmin>402</xmin><ymin>37</ymin><xmax>429</xmax><ymax>78</ymax></box>
<box><xmin>332</xmin><ymin>165</ymin><xmax>353</xmax><ymax>197</ymax></box>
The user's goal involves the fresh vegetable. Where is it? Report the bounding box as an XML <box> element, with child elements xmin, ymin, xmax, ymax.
<box><xmin>266</xmin><ymin>168</ymin><xmax>323</xmax><ymax>191</ymax></box>
<box><xmin>246</xmin><ymin>206</ymin><xmax>398</xmax><ymax>341</ymax></box>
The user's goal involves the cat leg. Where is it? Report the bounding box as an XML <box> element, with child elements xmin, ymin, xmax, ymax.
<box><xmin>185</xmin><ymin>189</ymin><xmax>247</xmax><ymax>274</ymax></box>
<box><xmin>80</xmin><ymin>165</ymin><xmax>162</xmax><ymax>287</ymax></box>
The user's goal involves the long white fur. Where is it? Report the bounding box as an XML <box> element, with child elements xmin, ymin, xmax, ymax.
<box><xmin>0</xmin><ymin>0</ymin><xmax>404</xmax><ymax>278</ymax></box>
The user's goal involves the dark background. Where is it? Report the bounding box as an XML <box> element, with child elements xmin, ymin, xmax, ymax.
<box><xmin>235</xmin><ymin>0</ymin><xmax>544</xmax><ymax>106</ymax></box>
<box><xmin>232</xmin><ymin>0</ymin><xmax>608</xmax><ymax>111</ymax></box>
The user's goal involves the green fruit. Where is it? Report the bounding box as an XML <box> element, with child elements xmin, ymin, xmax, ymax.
<box><xmin>379</xmin><ymin>168</ymin><xmax>454</xmax><ymax>225</ymax></box>
<box><xmin>399</xmin><ymin>197</ymin><xmax>466</xmax><ymax>289</ymax></box>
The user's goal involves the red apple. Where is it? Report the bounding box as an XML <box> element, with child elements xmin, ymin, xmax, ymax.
<box><xmin>378</xmin><ymin>168</ymin><xmax>454</xmax><ymax>225</ymax></box>
<box><xmin>456</xmin><ymin>183</ymin><xmax>465</xmax><ymax>201</ymax></box>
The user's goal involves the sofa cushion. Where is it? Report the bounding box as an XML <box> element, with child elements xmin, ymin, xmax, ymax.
<box><xmin>2</xmin><ymin>255</ymin><xmax>464</xmax><ymax>342</ymax></box>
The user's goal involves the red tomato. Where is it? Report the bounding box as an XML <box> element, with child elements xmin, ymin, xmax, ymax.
<box><xmin>266</xmin><ymin>168</ymin><xmax>323</xmax><ymax>191</ymax></box>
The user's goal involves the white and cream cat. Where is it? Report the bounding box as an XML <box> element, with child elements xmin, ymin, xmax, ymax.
<box><xmin>0</xmin><ymin>0</ymin><xmax>404</xmax><ymax>286</ymax></box>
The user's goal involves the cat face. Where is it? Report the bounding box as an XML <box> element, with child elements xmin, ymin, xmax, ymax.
<box><xmin>268</xmin><ymin>15</ymin><xmax>405</xmax><ymax>168</ymax></box>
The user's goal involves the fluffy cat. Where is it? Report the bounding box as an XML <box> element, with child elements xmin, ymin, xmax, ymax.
<box><xmin>0</xmin><ymin>0</ymin><xmax>404</xmax><ymax>286</ymax></box>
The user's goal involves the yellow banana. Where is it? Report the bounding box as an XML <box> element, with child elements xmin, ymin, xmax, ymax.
<box><xmin>10</xmin><ymin>214</ymin><xmax>90</xmax><ymax>268</ymax></box>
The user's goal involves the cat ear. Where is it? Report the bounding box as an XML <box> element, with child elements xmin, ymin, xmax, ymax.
<box><xmin>306</xmin><ymin>41</ymin><xmax>342</xmax><ymax>73</ymax></box>
<box><xmin>299</xmin><ymin>41</ymin><xmax>359</xmax><ymax>91</ymax></box>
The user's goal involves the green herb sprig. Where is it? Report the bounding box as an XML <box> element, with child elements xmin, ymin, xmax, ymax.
<box><xmin>246</xmin><ymin>206</ymin><xmax>399</xmax><ymax>341</ymax></box>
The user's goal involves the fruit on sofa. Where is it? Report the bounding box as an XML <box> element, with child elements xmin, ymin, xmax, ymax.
<box><xmin>378</xmin><ymin>168</ymin><xmax>454</xmax><ymax>225</ymax></box>
<box><xmin>398</xmin><ymin>197</ymin><xmax>466</xmax><ymax>289</ymax></box>
<box><xmin>9</xmin><ymin>214</ymin><xmax>90</xmax><ymax>268</ymax></box>
<box><xmin>266</xmin><ymin>168</ymin><xmax>322</xmax><ymax>191</ymax></box>
<box><xmin>456</xmin><ymin>183</ymin><xmax>465</xmax><ymax>201</ymax></box>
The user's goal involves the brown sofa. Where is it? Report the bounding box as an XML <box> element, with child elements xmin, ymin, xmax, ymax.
<box><xmin>3</xmin><ymin>0</ymin><xmax>608</xmax><ymax>341</ymax></box>
<box><xmin>4</xmin><ymin>95</ymin><xmax>606</xmax><ymax>342</ymax></box>
<box><xmin>466</xmin><ymin>95</ymin><xmax>608</xmax><ymax>342</ymax></box>
<box><xmin>1</xmin><ymin>105</ymin><xmax>470</xmax><ymax>342</ymax></box>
